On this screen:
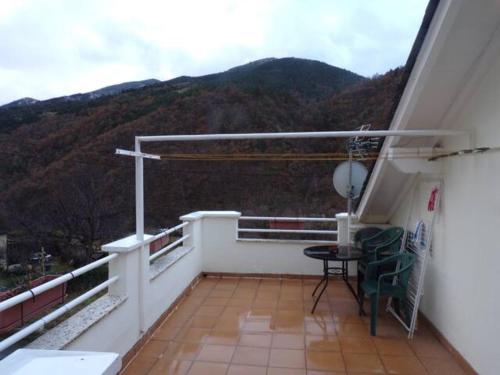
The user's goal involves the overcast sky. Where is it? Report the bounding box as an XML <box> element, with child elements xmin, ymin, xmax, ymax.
<box><xmin>0</xmin><ymin>0</ymin><xmax>428</xmax><ymax>105</ymax></box>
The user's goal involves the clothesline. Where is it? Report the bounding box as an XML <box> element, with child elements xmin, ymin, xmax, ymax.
<box><xmin>156</xmin><ymin>146</ymin><xmax>497</xmax><ymax>161</ymax></box>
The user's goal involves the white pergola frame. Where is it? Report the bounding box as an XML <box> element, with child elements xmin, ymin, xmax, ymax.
<box><xmin>118</xmin><ymin>129</ymin><xmax>468</xmax><ymax>241</ymax></box>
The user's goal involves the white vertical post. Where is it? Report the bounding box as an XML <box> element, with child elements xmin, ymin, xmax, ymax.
<box><xmin>135</xmin><ymin>137</ymin><xmax>144</xmax><ymax>241</ymax></box>
<box><xmin>347</xmin><ymin>150</ymin><xmax>353</xmax><ymax>244</ymax></box>
<box><xmin>134</xmin><ymin>137</ymin><xmax>146</xmax><ymax>334</ymax></box>
<box><xmin>102</xmin><ymin>235</ymin><xmax>150</xmax><ymax>344</ymax></box>
<box><xmin>138</xmin><ymin>242</ymin><xmax>149</xmax><ymax>334</ymax></box>
<box><xmin>181</xmin><ymin>220</ymin><xmax>201</xmax><ymax>271</ymax></box>
<box><xmin>335</xmin><ymin>213</ymin><xmax>349</xmax><ymax>246</ymax></box>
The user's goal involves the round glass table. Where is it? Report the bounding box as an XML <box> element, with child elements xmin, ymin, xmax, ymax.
<box><xmin>304</xmin><ymin>244</ymin><xmax>365</xmax><ymax>314</ymax></box>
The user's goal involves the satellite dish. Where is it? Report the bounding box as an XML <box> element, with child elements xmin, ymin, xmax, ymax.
<box><xmin>332</xmin><ymin>161</ymin><xmax>368</xmax><ymax>199</ymax></box>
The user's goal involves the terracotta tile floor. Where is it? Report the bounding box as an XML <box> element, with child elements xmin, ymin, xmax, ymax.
<box><xmin>121</xmin><ymin>277</ymin><xmax>467</xmax><ymax>375</ymax></box>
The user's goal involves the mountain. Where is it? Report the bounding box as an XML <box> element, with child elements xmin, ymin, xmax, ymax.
<box><xmin>169</xmin><ymin>57</ymin><xmax>365</xmax><ymax>101</ymax></box>
<box><xmin>0</xmin><ymin>58</ymin><xmax>363</xmax><ymax>134</ymax></box>
<box><xmin>0</xmin><ymin>79</ymin><xmax>161</xmax><ymax>133</ymax></box>
<box><xmin>0</xmin><ymin>79</ymin><xmax>160</xmax><ymax>110</ymax></box>
<box><xmin>0</xmin><ymin>58</ymin><xmax>404</xmax><ymax>264</ymax></box>
<box><xmin>1</xmin><ymin>57</ymin><xmax>361</xmax><ymax>112</ymax></box>
<box><xmin>2</xmin><ymin>97</ymin><xmax>39</xmax><ymax>108</ymax></box>
<box><xmin>62</xmin><ymin>79</ymin><xmax>161</xmax><ymax>102</ymax></box>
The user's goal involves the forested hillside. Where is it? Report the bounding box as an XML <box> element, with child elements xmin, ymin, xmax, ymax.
<box><xmin>0</xmin><ymin>58</ymin><xmax>403</xmax><ymax>263</ymax></box>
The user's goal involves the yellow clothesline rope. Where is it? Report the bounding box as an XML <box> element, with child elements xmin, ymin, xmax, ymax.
<box><xmin>158</xmin><ymin>152</ymin><xmax>433</xmax><ymax>161</ymax></box>
<box><xmin>157</xmin><ymin>146</ymin><xmax>498</xmax><ymax>161</ymax></box>
<box><xmin>159</xmin><ymin>152</ymin><xmax>378</xmax><ymax>161</ymax></box>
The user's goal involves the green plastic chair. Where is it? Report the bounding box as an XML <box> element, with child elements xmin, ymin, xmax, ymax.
<box><xmin>359</xmin><ymin>251</ymin><xmax>416</xmax><ymax>336</ymax></box>
<box><xmin>356</xmin><ymin>227</ymin><xmax>404</xmax><ymax>314</ymax></box>
<box><xmin>353</xmin><ymin>227</ymin><xmax>383</xmax><ymax>249</ymax></box>
<box><xmin>360</xmin><ymin>227</ymin><xmax>404</xmax><ymax>262</ymax></box>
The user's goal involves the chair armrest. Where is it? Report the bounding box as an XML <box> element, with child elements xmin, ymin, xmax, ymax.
<box><xmin>376</xmin><ymin>261</ymin><xmax>415</xmax><ymax>290</ymax></box>
<box><xmin>365</xmin><ymin>254</ymin><xmax>401</xmax><ymax>280</ymax></box>
<box><xmin>374</xmin><ymin>244</ymin><xmax>398</xmax><ymax>258</ymax></box>
<box><xmin>362</xmin><ymin>240</ymin><xmax>387</xmax><ymax>254</ymax></box>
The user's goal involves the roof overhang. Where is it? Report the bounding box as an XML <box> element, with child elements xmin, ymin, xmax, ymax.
<box><xmin>357</xmin><ymin>0</ymin><xmax>500</xmax><ymax>223</ymax></box>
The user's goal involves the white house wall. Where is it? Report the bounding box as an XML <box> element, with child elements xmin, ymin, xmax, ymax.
<box><xmin>390</xmin><ymin>50</ymin><xmax>500</xmax><ymax>375</ymax></box>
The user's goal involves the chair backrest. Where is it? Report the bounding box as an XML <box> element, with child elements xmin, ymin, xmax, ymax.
<box><xmin>395</xmin><ymin>251</ymin><xmax>416</xmax><ymax>289</ymax></box>
<box><xmin>377</xmin><ymin>231</ymin><xmax>404</xmax><ymax>255</ymax></box>
<box><xmin>354</xmin><ymin>227</ymin><xmax>383</xmax><ymax>248</ymax></box>
<box><xmin>361</xmin><ymin>227</ymin><xmax>404</xmax><ymax>251</ymax></box>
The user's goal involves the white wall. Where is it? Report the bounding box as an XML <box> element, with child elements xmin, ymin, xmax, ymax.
<box><xmin>182</xmin><ymin>211</ymin><xmax>336</xmax><ymax>276</ymax></box>
<box><xmin>390</xmin><ymin>52</ymin><xmax>500</xmax><ymax>375</ymax></box>
<box><xmin>145</xmin><ymin>222</ymin><xmax>202</xmax><ymax>328</ymax></box>
<box><xmin>65</xmin><ymin>244</ymin><xmax>143</xmax><ymax>356</ymax></box>
<box><xmin>64</xmin><ymin>227</ymin><xmax>203</xmax><ymax>358</ymax></box>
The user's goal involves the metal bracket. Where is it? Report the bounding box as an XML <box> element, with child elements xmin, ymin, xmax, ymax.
<box><xmin>115</xmin><ymin>148</ymin><xmax>160</xmax><ymax>160</ymax></box>
<box><xmin>388</xmin><ymin>147</ymin><xmax>442</xmax><ymax>174</ymax></box>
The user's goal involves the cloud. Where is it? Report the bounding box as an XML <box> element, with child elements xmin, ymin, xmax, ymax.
<box><xmin>0</xmin><ymin>0</ymin><xmax>428</xmax><ymax>104</ymax></box>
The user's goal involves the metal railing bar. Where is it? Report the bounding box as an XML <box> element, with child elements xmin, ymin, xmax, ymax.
<box><xmin>0</xmin><ymin>276</ymin><xmax>119</xmax><ymax>352</ymax></box>
<box><xmin>147</xmin><ymin>222</ymin><xmax>189</xmax><ymax>243</ymax></box>
<box><xmin>0</xmin><ymin>253</ymin><xmax>118</xmax><ymax>313</ymax></box>
<box><xmin>237</xmin><ymin>238</ymin><xmax>337</xmax><ymax>245</ymax></box>
<box><xmin>149</xmin><ymin>235</ymin><xmax>190</xmax><ymax>262</ymax></box>
<box><xmin>239</xmin><ymin>216</ymin><xmax>337</xmax><ymax>222</ymax></box>
<box><xmin>137</xmin><ymin>129</ymin><xmax>467</xmax><ymax>143</ymax></box>
<box><xmin>238</xmin><ymin>228</ymin><xmax>338</xmax><ymax>235</ymax></box>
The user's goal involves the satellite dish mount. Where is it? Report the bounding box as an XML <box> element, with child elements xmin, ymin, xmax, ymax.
<box><xmin>332</xmin><ymin>125</ymin><xmax>378</xmax><ymax>243</ymax></box>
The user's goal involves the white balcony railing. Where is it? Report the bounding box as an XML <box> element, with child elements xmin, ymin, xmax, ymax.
<box><xmin>0</xmin><ymin>211</ymin><xmax>353</xmax><ymax>368</ymax></box>
<box><xmin>238</xmin><ymin>215</ymin><xmax>338</xmax><ymax>244</ymax></box>
<box><xmin>148</xmin><ymin>222</ymin><xmax>190</xmax><ymax>263</ymax></box>
<box><xmin>0</xmin><ymin>253</ymin><xmax>119</xmax><ymax>352</ymax></box>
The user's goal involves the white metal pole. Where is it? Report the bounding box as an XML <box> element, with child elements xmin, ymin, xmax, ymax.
<box><xmin>135</xmin><ymin>138</ymin><xmax>144</xmax><ymax>241</ymax></box>
<box><xmin>0</xmin><ymin>253</ymin><xmax>117</xmax><ymax>312</ymax></box>
<box><xmin>347</xmin><ymin>150</ymin><xmax>353</xmax><ymax>245</ymax></box>
<box><xmin>0</xmin><ymin>276</ymin><xmax>118</xmax><ymax>352</ymax></box>
<box><xmin>137</xmin><ymin>129</ymin><xmax>467</xmax><ymax>143</ymax></box>
<box><xmin>134</xmin><ymin>137</ymin><xmax>146</xmax><ymax>334</ymax></box>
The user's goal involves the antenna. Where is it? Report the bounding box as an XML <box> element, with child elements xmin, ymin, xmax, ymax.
<box><xmin>333</xmin><ymin>124</ymin><xmax>375</xmax><ymax>244</ymax></box>
<box><xmin>332</xmin><ymin>160</ymin><xmax>368</xmax><ymax>245</ymax></box>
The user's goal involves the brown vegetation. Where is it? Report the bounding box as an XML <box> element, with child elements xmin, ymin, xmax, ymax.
<box><xmin>0</xmin><ymin>59</ymin><xmax>404</xmax><ymax>261</ymax></box>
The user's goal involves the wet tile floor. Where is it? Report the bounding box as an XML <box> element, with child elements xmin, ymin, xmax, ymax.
<box><xmin>121</xmin><ymin>277</ymin><xmax>467</xmax><ymax>374</ymax></box>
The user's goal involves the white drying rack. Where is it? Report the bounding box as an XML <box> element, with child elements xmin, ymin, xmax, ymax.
<box><xmin>386</xmin><ymin>177</ymin><xmax>442</xmax><ymax>338</ymax></box>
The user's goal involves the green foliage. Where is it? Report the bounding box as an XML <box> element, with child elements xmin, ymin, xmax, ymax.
<box><xmin>66</xmin><ymin>265</ymin><xmax>108</xmax><ymax>294</ymax></box>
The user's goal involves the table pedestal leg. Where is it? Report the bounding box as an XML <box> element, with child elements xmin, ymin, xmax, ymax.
<box><xmin>311</xmin><ymin>259</ymin><xmax>329</xmax><ymax>313</ymax></box>
<box><xmin>341</xmin><ymin>261</ymin><xmax>366</xmax><ymax>316</ymax></box>
<box><xmin>310</xmin><ymin>259</ymin><xmax>366</xmax><ymax>316</ymax></box>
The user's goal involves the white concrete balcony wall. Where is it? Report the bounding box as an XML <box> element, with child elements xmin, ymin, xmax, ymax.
<box><xmin>63</xmin><ymin>236</ymin><xmax>145</xmax><ymax>356</ymax></box>
<box><xmin>13</xmin><ymin>212</ymin><xmax>343</xmax><ymax>360</ymax></box>
<box><xmin>181</xmin><ymin>211</ymin><xmax>337</xmax><ymax>276</ymax></box>
<box><xmin>145</xmin><ymin>222</ymin><xmax>202</xmax><ymax>329</ymax></box>
<box><xmin>42</xmin><ymin>224</ymin><xmax>203</xmax><ymax>358</ymax></box>
<box><xmin>57</xmin><ymin>212</ymin><xmax>334</xmax><ymax>358</ymax></box>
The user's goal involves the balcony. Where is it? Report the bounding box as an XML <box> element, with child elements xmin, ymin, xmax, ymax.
<box><xmin>0</xmin><ymin>211</ymin><xmax>466</xmax><ymax>374</ymax></box>
<box><xmin>122</xmin><ymin>277</ymin><xmax>464</xmax><ymax>375</ymax></box>
<box><xmin>2</xmin><ymin>0</ymin><xmax>500</xmax><ymax>371</ymax></box>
